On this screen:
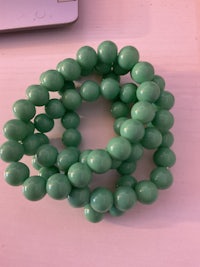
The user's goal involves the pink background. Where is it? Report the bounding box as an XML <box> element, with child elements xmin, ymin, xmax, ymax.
<box><xmin>0</xmin><ymin>1</ymin><xmax>200</xmax><ymax>266</ymax></box>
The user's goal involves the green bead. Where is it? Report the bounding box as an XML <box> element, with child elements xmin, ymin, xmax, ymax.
<box><xmin>113</xmin><ymin>117</ymin><xmax>127</xmax><ymax>135</ymax></box>
<box><xmin>111</xmin><ymin>158</ymin><xmax>122</xmax><ymax>169</ymax></box>
<box><xmin>153</xmin><ymin>147</ymin><xmax>176</xmax><ymax>167</ymax></box>
<box><xmin>0</xmin><ymin>140</ymin><xmax>24</xmax><ymax>162</ymax></box>
<box><xmin>76</xmin><ymin>46</ymin><xmax>98</xmax><ymax>71</ymax></box>
<box><xmin>155</xmin><ymin>91</ymin><xmax>175</xmax><ymax>110</ymax></box>
<box><xmin>131</xmin><ymin>101</ymin><xmax>156</xmax><ymax>124</ymax></box>
<box><xmin>111</xmin><ymin>101</ymin><xmax>129</xmax><ymax>118</ymax></box>
<box><xmin>118</xmin><ymin>46</ymin><xmax>139</xmax><ymax>70</ymax></box>
<box><xmin>80</xmin><ymin>80</ymin><xmax>100</xmax><ymax>101</ymax></box>
<box><xmin>87</xmin><ymin>149</ymin><xmax>112</xmax><ymax>173</ymax></box>
<box><xmin>131</xmin><ymin>61</ymin><xmax>155</xmax><ymax>84</ymax></box>
<box><xmin>26</xmin><ymin>85</ymin><xmax>49</xmax><ymax>106</ymax></box>
<box><xmin>68</xmin><ymin>162</ymin><xmax>92</xmax><ymax>188</ymax></box>
<box><xmin>57</xmin><ymin>147</ymin><xmax>79</xmax><ymax>172</ymax></box>
<box><xmin>116</xmin><ymin>175</ymin><xmax>137</xmax><ymax>189</ymax></box>
<box><xmin>23</xmin><ymin>133</ymin><xmax>49</xmax><ymax>155</ymax></box>
<box><xmin>161</xmin><ymin>131</ymin><xmax>174</xmax><ymax>147</ymax></box>
<box><xmin>113</xmin><ymin>63</ymin><xmax>129</xmax><ymax>75</ymax></box>
<box><xmin>61</xmin><ymin>111</ymin><xmax>80</xmax><ymax>129</ymax></box>
<box><xmin>57</xmin><ymin>58</ymin><xmax>81</xmax><ymax>81</ymax></box>
<box><xmin>95</xmin><ymin>61</ymin><xmax>112</xmax><ymax>75</ymax></box>
<box><xmin>114</xmin><ymin>186</ymin><xmax>137</xmax><ymax>211</ymax></box>
<box><xmin>100</xmin><ymin>78</ymin><xmax>120</xmax><ymax>100</ymax></box>
<box><xmin>46</xmin><ymin>173</ymin><xmax>71</xmax><ymax>200</ymax></box>
<box><xmin>3</xmin><ymin>119</ymin><xmax>28</xmax><ymax>141</ymax></box>
<box><xmin>152</xmin><ymin>109</ymin><xmax>174</xmax><ymax>132</ymax></box>
<box><xmin>40</xmin><ymin>70</ymin><xmax>65</xmax><ymax>92</ymax></box>
<box><xmin>135</xmin><ymin>180</ymin><xmax>158</xmax><ymax>204</ymax></box>
<box><xmin>4</xmin><ymin>162</ymin><xmax>30</xmax><ymax>186</ymax></box>
<box><xmin>45</xmin><ymin>99</ymin><xmax>66</xmax><ymax>119</ymax></box>
<box><xmin>13</xmin><ymin>99</ymin><xmax>36</xmax><ymax>122</ymax></box>
<box><xmin>150</xmin><ymin>167</ymin><xmax>173</xmax><ymax>189</ymax></box>
<box><xmin>39</xmin><ymin>166</ymin><xmax>59</xmax><ymax>179</ymax></box>
<box><xmin>98</xmin><ymin>40</ymin><xmax>118</xmax><ymax>64</ymax></box>
<box><xmin>23</xmin><ymin>176</ymin><xmax>46</xmax><ymax>201</ymax></box>
<box><xmin>126</xmin><ymin>143</ymin><xmax>144</xmax><ymax>162</ymax></box>
<box><xmin>32</xmin><ymin>155</ymin><xmax>42</xmax><ymax>170</ymax></box>
<box><xmin>103</xmin><ymin>72</ymin><xmax>120</xmax><ymax>82</ymax></box>
<box><xmin>36</xmin><ymin>144</ymin><xmax>58</xmax><ymax>167</ymax></box>
<box><xmin>109</xmin><ymin>205</ymin><xmax>124</xmax><ymax>217</ymax></box>
<box><xmin>26</xmin><ymin>121</ymin><xmax>35</xmax><ymax>136</ymax></box>
<box><xmin>90</xmin><ymin>187</ymin><xmax>113</xmax><ymax>213</ymax></box>
<box><xmin>120</xmin><ymin>83</ymin><xmax>137</xmax><ymax>104</ymax></box>
<box><xmin>120</xmin><ymin>119</ymin><xmax>145</xmax><ymax>143</ymax></box>
<box><xmin>58</xmin><ymin>81</ymin><xmax>75</xmax><ymax>95</ymax></box>
<box><xmin>79</xmin><ymin>149</ymin><xmax>92</xmax><ymax>164</ymax></box>
<box><xmin>61</xmin><ymin>89</ymin><xmax>82</xmax><ymax>110</ymax></box>
<box><xmin>62</xmin><ymin>129</ymin><xmax>81</xmax><ymax>147</ymax></box>
<box><xmin>117</xmin><ymin>160</ymin><xmax>136</xmax><ymax>175</ymax></box>
<box><xmin>84</xmin><ymin>204</ymin><xmax>104</xmax><ymax>223</ymax></box>
<box><xmin>34</xmin><ymin>114</ymin><xmax>54</xmax><ymax>133</ymax></box>
<box><xmin>152</xmin><ymin>75</ymin><xmax>165</xmax><ymax>91</ymax></box>
<box><xmin>68</xmin><ymin>186</ymin><xmax>90</xmax><ymax>207</ymax></box>
<box><xmin>107</xmin><ymin>137</ymin><xmax>132</xmax><ymax>161</ymax></box>
<box><xmin>136</xmin><ymin>81</ymin><xmax>160</xmax><ymax>103</ymax></box>
<box><xmin>141</xmin><ymin>127</ymin><xmax>162</xmax><ymax>149</ymax></box>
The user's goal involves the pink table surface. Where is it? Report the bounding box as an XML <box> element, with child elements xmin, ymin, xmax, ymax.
<box><xmin>0</xmin><ymin>1</ymin><xmax>200</xmax><ymax>266</ymax></box>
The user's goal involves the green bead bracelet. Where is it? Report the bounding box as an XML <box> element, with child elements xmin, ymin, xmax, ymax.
<box><xmin>0</xmin><ymin>40</ymin><xmax>176</xmax><ymax>223</ymax></box>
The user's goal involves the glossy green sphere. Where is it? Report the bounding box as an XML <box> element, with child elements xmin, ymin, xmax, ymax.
<box><xmin>135</xmin><ymin>180</ymin><xmax>158</xmax><ymax>204</ymax></box>
<box><xmin>114</xmin><ymin>186</ymin><xmax>137</xmax><ymax>211</ymax></box>
<box><xmin>57</xmin><ymin>58</ymin><xmax>81</xmax><ymax>81</ymax></box>
<box><xmin>61</xmin><ymin>111</ymin><xmax>80</xmax><ymax>129</ymax></box>
<box><xmin>32</xmin><ymin>155</ymin><xmax>42</xmax><ymax>170</ymax></box>
<box><xmin>109</xmin><ymin>205</ymin><xmax>124</xmax><ymax>217</ymax></box>
<box><xmin>98</xmin><ymin>40</ymin><xmax>118</xmax><ymax>64</ymax></box>
<box><xmin>111</xmin><ymin>101</ymin><xmax>129</xmax><ymax>118</ymax></box>
<box><xmin>136</xmin><ymin>81</ymin><xmax>160</xmax><ymax>103</ymax></box>
<box><xmin>58</xmin><ymin>81</ymin><xmax>75</xmax><ymax>95</ymax></box>
<box><xmin>113</xmin><ymin>63</ymin><xmax>129</xmax><ymax>75</ymax></box>
<box><xmin>68</xmin><ymin>186</ymin><xmax>90</xmax><ymax>207</ymax></box>
<box><xmin>68</xmin><ymin>162</ymin><xmax>92</xmax><ymax>188</ymax></box>
<box><xmin>39</xmin><ymin>166</ymin><xmax>59</xmax><ymax>179</ymax></box>
<box><xmin>34</xmin><ymin>114</ymin><xmax>54</xmax><ymax>133</ymax></box>
<box><xmin>116</xmin><ymin>175</ymin><xmax>137</xmax><ymax>189</ymax></box>
<box><xmin>4</xmin><ymin>162</ymin><xmax>30</xmax><ymax>186</ymax></box>
<box><xmin>46</xmin><ymin>173</ymin><xmax>71</xmax><ymax>200</ymax></box>
<box><xmin>80</xmin><ymin>80</ymin><xmax>100</xmax><ymax>101</ymax></box>
<box><xmin>120</xmin><ymin>119</ymin><xmax>145</xmax><ymax>143</ymax></box>
<box><xmin>76</xmin><ymin>46</ymin><xmax>98</xmax><ymax>72</ymax></box>
<box><xmin>26</xmin><ymin>85</ymin><xmax>49</xmax><ymax>106</ymax></box>
<box><xmin>3</xmin><ymin>119</ymin><xmax>28</xmax><ymax>141</ymax></box>
<box><xmin>40</xmin><ymin>69</ymin><xmax>65</xmax><ymax>92</ymax></box>
<box><xmin>152</xmin><ymin>75</ymin><xmax>165</xmax><ymax>91</ymax></box>
<box><xmin>118</xmin><ymin>46</ymin><xmax>139</xmax><ymax>70</ymax></box>
<box><xmin>0</xmin><ymin>140</ymin><xmax>24</xmax><ymax>162</ymax></box>
<box><xmin>161</xmin><ymin>131</ymin><xmax>174</xmax><ymax>147</ymax></box>
<box><xmin>150</xmin><ymin>167</ymin><xmax>173</xmax><ymax>189</ymax></box>
<box><xmin>131</xmin><ymin>101</ymin><xmax>156</xmax><ymax>124</ymax></box>
<box><xmin>100</xmin><ymin>78</ymin><xmax>120</xmax><ymax>100</ymax></box>
<box><xmin>152</xmin><ymin>109</ymin><xmax>174</xmax><ymax>132</ymax></box>
<box><xmin>107</xmin><ymin>137</ymin><xmax>132</xmax><ymax>161</ymax></box>
<box><xmin>131</xmin><ymin>61</ymin><xmax>155</xmax><ymax>83</ymax></box>
<box><xmin>95</xmin><ymin>61</ymin><xmax>112</xmax><ymax>75</ymax></box>
<box><xmin>153</xmin><ymin>147</ymin><xmax>176</xmax><ymax>167</ymax></box>
<box><xmin>61</xmin><ymin>89</ymin><xmax>82</xmax><ymax>111</ymax></box>
<box><xmin>126</xmin><ymin>143</ymin><xmax>144</xmax><ymax>162</ymax></box>
<box><xmin>84</xmin><ymin>204</ymin><xmax>104</xmax><ymax>223</ymax></box>
<box><xmin>23</xmin><ymin>133</ymin><xmax>49</xmax><ymax>156</ymax></box>
<box><xmin>45</xmin><ymin>99</ymin><xmax>65</xmax><ymax>119</ymax></box>
<box><xmin>79</xmin><ymin>149</ymin><xmax>92</xmax><ymax>164</ymax></box>
<box><xmin>113</xmin><ymin>117</ymin><xmax>127</xmax><ymax>135</ymax></box>
<box><xmin>62</xmin><ymin>128</ymin><xmax>81</xmax><ymax>147</ymax></box>
<box><xmin>23</xmin><ymin>176</ymin><xmax>46</xmax><ymax>201</ymax></box>
<box><xmin>117</xmin><ymin>161</ymin><xmax>136</xmax><ymax>175</ymax></box>
<box><xmin>57</xmin><ymin>147</ymin><xmax>79</xmax><ymax>172</ymax></box>
<box><xmin>87</xmin><ymin>149</ymin><xmax>112</xmax><ymax>173</ymax></box>
<box><xmin>36</xmin><ymin>144</ymin><xmax>58</xmax><ymax>167</ymax></box>
<box><xmin>13</xmin><ymin>99</ymin><xmax>36</xmax><ymax>122</ymax></box>
<box><xmin>155</xmin><ymin>91</ymin><xmax>175</xmax><ymax>110</ymax></box>
<box><xmin>141</xmin><ymin>127</ymin><xmax>162</xmax><ymax>149</ymax></box>
<box><xmin>120</xmin><ymin>83</ymin><xmax>137</xmax><ymax>104</ymax></box>
<box><xmin>90</xmin><ymin>187</ymin><xmax>113</xmax><ymax>213</ymax></box>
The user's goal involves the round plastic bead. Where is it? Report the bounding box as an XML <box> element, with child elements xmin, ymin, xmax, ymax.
<box><xmin>4</xmin><ymin>162</ymin><xmax>30</xmax><ymax>186</ymax></box>
<box><xmin>3</xmin><ymin>119</ymin><xmax>28</xmax><ymax>141</ymax></box>
<box><xmin>126</xmin><ymin>143</ymin><xmax>144</xmax><ymax>162</ymax></box>
<box><xmin>36</xmin><ymin>144</ymin><xmax>58</xmax><ymax>167</ymax></box>
<box><xmin>131</xmin><ymin>61</ymin><xmax>155</xmax><ymax>84</ymax></box>
<box><xmin>57</xmin><ymin>147</ymin><xmax>79</xmax><ymax>172</ymax></box>
<box><xmin>13</xmin><ymin>99</ymin><xmax>36</xmax><ymax>122</ymax></box>
<box><xmin>32</xmin><ymin>155</ymin><xmax>42</xmax><ymax>170</ymax></box>
<box><xmin>136</xmin><ymin>81</ymin><xmax>160</xmax><ymax>103</ymax></box>
<box><xmin>84</xmin><ymin>204</ymin><xmax>104</xmax><ymax>223</ymax></box>
<box><xmin>39</xmin><ymin>166</ymin><xmax>59</xmax><ymax>179</ymax></box>
<box><xmin>153</xmin><ymin>147</ymin><xmax>176</xmax><ymax>167</ymax></box>
<box><xmin>46</xmin><ymin>173</ymin><xmax>71</xmax><ymax>200</ymax></box>
<box><xmin>113</xmin><ymin>117</ymin><xmax>127</xmax><ymax>135</ymax></box>
<box><xmin>80</xmin><ymin>80</ymin><xmax>100</xmax><ymax>101</ymax></box>
<box><xmin>150</xmin><ymin>167</ymin><xmax>173</xmax><ymax>189</ymax></box>
<box><xmin>61</xmin><ymin>89</ymin><xmax>82</xmax><ymax>111</ymax></box>
<box><xmin>109</xmin><ymin>205</ymin><xmax>124</xmax><ymax>217</ymax></box>
<box><xmin>114</xmin><ymin>186</ymin><xmax>137</xmax><ymax>211</ymax></box>
<box><xmin>98</xmin><ymin>40</ymin><xmax>118</xmax><ymax>65</ymax></box>
<box><xmin>141</xmin><ymin>127</ymin><xmax>162</xmax><ymax>149</ymax></box>
<box><xmin>152</xmin><ymin>109</ymin><xmax>174</xmax><ymax>132</ymax></box>
<box><xmin>152</xmin><ymin>75</ymin><xmax>165</xmax><ymax>91</ymax></box>
<box><xmin>131</xmin><ymin>101</ymin><xmax>156</xmax><ymax>124</ymax></box>
<box><xmin>23</xmin><ymin>133</ymin><xmax>49</xmax><ymax>156</ymax></box>
<box><xmin>45</xmin><ymin>99</ymin><xmax>66</xmax><ymax>119</ymax></box>
<box><xmin>61</xmin><ymin>111</ymin><xmax>80</xmax><ymax>129</ymax></box>
<box><xmin>68</xmin><ymin>162</ymin><xmax>92</xmax><ymax>188</ymax></box>
<box><xmin>58</xmin><ymin>81</ymin><xmax>75</xmax><ymax>95</ymax></box>
<box><xmin>23</xmin><ymin>176</ymin><xmax>46</xmax><ymax>201</ymax></box>
<box><xmin>111</xmin><ymin>101</ymin><xmax>129</xmax><ymax>118</ymax></box>
<box><xmin>120</xmin><ymin>83</ymin><xmax>137</xmax><ymax>104</ymax></box>
<box><xmin>68</xmin><ymin>186</ymin><xmax>90</xmax><ymax>208</ymax></box>
<box><xmin>34</xmin><ymin>114</ymin><xmax>54</xmax><ymax>133</ymax></box>
<box><xmin>117</xmin><ymin>160</ymin><xmax>136</xmax><ymax>175</ymax></box>
<box><xmin>113</xmin><ymin>63</ymin><xmax>129</xmax><ymax>76</ymax></box>
<box><xmin>95</xmin><ymin>61</ymin><xmax>112</xmax><ymax>75</ymax></box>
<box><xmin>26</xmin><ymin>121</ymin><xmax>35</xmax><ymax>136</ymax></box>
<box><xmin>62</xmin><ymin>128</ymin><xmax>81</xmax><ymax>147</ymax></box>
<box><xmin>155</xmin><ymin>91</ymin><xmax>175</xmax><ymax>110</ymax></box>
<box><xmin>116</xmin><ymin>175</ymin><xmax>137</xmax><ymax>189</ymax></box>
<box><xmin>100</xmin><ymin>78</ymin><xmax>120</xmax><ymax>100</ymax></box>
<box><xmin>107</xmin><ymin>137</ymin><xmax>132</xmax><ymax>161</ymax></box>
<box><xmin>0</xmin><ymin>140</ymin><xmax>24</xmax><ymax>162</ymax></box>
<box><xmin>79</xmin><ymin>149</ymin><xmax>92</xmax><ymax>164</ymax></box>
<box><xmin>90</xmin><ymin>187</ymin><xmax>113</xmax><ymax>213</ymax></box>
<box><xmin>120</xmin><ymin>119</ymin><xmax>145</xmax><ymax>143</ymax></box>
<box><xmin>118</xmin><ymin>46</ymin><xmax>139</xmax><ymax>70</ymax></box>
<box><xmin>161</xmin><ymin>131</ymin><xmax>174</xmax><ymax>147</ymax></box>
<box><xmin>57</xmin><ymin>58</ymin><xmax>81</xmax><ymax>81</ymax></box>
<box><xmin>40</xmin><ymin>70</ymin><xmax>65</xmax><ymax>92</ymax></box>
<box><xmin>87</xmin><ymin>149</ymin><xmax>112</xmax><ymax>174</ymax></box>
<box><xmin>135</xmin><ymin>180</ymin><xmax>158</xmax><ymax>204</ymax></box>
<box><xmin>26</xmin><ymin>85</ymin><xmax>49</xmax><ymax>106</ymax></box>
<box><xmin>76</xmin><ymin>46</ymin><xmax>98</xmax><ymax>72</ymax></box>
